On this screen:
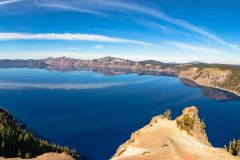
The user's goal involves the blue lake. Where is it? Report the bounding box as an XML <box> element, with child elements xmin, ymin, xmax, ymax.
<box><xmin>0</xmin><ymin>68</ymin><xmax>239</xmax><ymax>160</ymax></box>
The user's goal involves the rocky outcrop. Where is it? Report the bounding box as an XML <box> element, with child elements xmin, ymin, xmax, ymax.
<box><xmin>112</xmin><ymin>106</ymin><xmax>238</xmax><ymax>160</ymax></box>
<box><xmin>176</xmin><ymin>107</ymin><xmax>210</xmax><ymax>146</ymax></box>
<box><xmin>178</xmin><ymin>67</ymin><xmax>240</xmax><ymax>96</ymax></box>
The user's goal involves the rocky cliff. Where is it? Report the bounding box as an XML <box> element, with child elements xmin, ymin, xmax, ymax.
<box><xmin>178</xmin><ymin>66</ymin><xmax>240</xmax><ymax>96</ymax></box>
<box><xmin>0</xmin><ymin>56</ymin><xmax>184</xmax><ymax>74</ymax></box>
<box><xmin>112</xmin><ymin>107</ymin><xmax>238</xmax><ymax>160</ymax></box>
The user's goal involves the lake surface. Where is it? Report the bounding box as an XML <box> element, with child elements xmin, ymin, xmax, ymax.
<box><xmin>0</xmin><ymin>68</ymin><xmax>240</xmax><ymax>160</ymax></box>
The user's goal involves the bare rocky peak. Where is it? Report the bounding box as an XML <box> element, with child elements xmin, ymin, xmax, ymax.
<box><xmin>43</xmin><ymin>57</ymin><xmax>78</xmax><ymax>66</ymax></box>
<box><xmin>176</xmin><ymin>106</ymin><xmax>211</xmax><ymax>146</ymax></box>
<box><xmin>43</xmin><ymin>56</ymin><xmax>136</xmax><ymax>66</ymax></box>
<box><xmin>112</xmin><ymin>106</ymin><xmax>237</xmax><ymax>160</ymax></box>
<box><xmin>96</xmin><ymin>56</ymin><xmax>119</xmax><ymax>62</ymax></box>
<box><xmin>94</xmin><ymin>56</ymin><xmax>135</xmax><ymax>65</ymax></box>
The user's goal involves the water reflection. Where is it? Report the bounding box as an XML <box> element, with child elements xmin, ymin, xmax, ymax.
<box><xmin>180</xmin><ymin>78</ymin><xmax>240</xmax><ymax>101</ymax></box>
<box><xmin>0</xmin><ymin>80</ymin><xmax>151</xmax><ymax>90</ymax></box>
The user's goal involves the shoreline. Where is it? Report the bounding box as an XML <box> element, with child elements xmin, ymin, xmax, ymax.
<box><xmin>0</xmin><ymin>65</ymin><xmax>239</xmax><ymax>98</ymax></box>
<box><xmin>179</xmin><ymin>77</ymin><xmax>240</xmax><ymax>97</ymax></box>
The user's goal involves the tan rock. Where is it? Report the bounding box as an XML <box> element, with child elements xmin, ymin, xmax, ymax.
<box><xmin>112</xmin><ymin>106</ymin><xmax>239</xmax><ymax>160</ymax></box>
<box><xmin>0</xmin><ymin>153</ymin><xmax>73</xmax><ymax>160</ymax></box>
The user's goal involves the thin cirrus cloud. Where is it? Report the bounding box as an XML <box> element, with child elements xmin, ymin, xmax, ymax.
<box><xmin>98</xmin><ymin>0</ymin><xmax>239</xmax><ymax>51</ymax></box>
<box><xmin>0</xmin><ymin>33</ymin><xmax>154</xmax><ymax>46</ymax></box>
<box><xmin>35</xmin><ymin>0</ymin><xmax>239</xmax><ymax>51</ymax></box>
<box><xmin>34</xmin><ymin>0</ymin><xmax>103</xmax><ymax>15</ymax></box>
<box><xmin>165</xmin><ymin>41</ymin><xmax>227</xmax><ymax>55</ymax></box>
<box><xmin>93</xmin><ymin>44</ymin><xmax>104</xmax><ymax>49</ymax></box>
<box><xmin>0</xmin><ymin>0</ymin><xmax>22</xmax><ymax>6</ymax></box>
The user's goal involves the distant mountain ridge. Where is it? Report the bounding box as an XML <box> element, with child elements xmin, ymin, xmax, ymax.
<box><xmin>0</xmin><ymin>56</ymin><xmax>239</xmax><ymax>96</ymax></box>
<box><xmin>188</xmin><ymin>61</ymin><xmax>204</xmax><ymax>64</ymax></box>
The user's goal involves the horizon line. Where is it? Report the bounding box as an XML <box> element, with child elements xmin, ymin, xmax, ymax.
<box><xmin>0</xmin><ymin>56</ymin><xmax>239</xmax><ymax>66</ymax></box>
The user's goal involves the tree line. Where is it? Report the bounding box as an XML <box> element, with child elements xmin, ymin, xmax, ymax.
<box><xmin>0</xmin><ymin>108</ymin><xmax>80</xmax><ymax>159</ymax></box>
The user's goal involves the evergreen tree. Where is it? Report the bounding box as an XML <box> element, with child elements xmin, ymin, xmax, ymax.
<box><xmin>163</xmin><ymin>109</ymin><xmax>172</xmax><ymax>120</ymax></box>
<box><xmin>17</xmin><ymin>149</ymin><xmax>21</xmax><ymax>157</ymax></box>
<box><xmin>25</xmin><ymin>153</ymin><xmax>31</xmax><ymax>159</ymax></box>
<box><xmin>225</xmin><ymin>139</ymin><xmax>240</xmax><ymax>156</ymax></box>
<box><xmin>0</xmin><ymin>108</ymin><xmax>80</xmax><ymax>159</ymax></box>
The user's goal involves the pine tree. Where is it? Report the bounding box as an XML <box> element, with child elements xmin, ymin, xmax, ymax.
<box><xmin>226</xmin><ymin>139</ymin><xmax>240</xmax><ymax>156</ymax></box>
<box><xmin>17</xmin><ymin>149</ymin><xmax>21</xmax><ymax>157</ymax></box>
<box><xmin>0</xmin><ymin>108</ymin><xmax>80</xmax><ymax>159</ymax></box>
<box><xmin>163</xmin><ymin>109</ymin><xmax>171</xmax><ymax>120</ymax></box>
<box><xmin>1</xmin><ymin>141</ymin><xmax>5</xmax><ymax>149</ymax></box>
<box><xmin>25</xmin><ymin>153</ymin><xmax>31</xmax><ymax>159</ymax></box>
<box><xmin>18</xmin><ymin>134</ymin><xmax>23</xmax><ymax>142</ymax></box>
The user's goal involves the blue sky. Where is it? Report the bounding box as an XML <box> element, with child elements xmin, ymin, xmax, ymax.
<box><xmin>0</xmin><ymin>0</ymin><xmax>240</xmax><ymax>64</ymax></box>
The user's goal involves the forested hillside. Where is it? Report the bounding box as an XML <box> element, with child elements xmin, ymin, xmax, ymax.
<box><xmin>0</xmin><ymin>108</ymin><xmax>80</xmax><ymax>159</ymax></box>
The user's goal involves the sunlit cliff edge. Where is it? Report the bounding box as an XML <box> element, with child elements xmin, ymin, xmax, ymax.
<box><xmin>112</xmin><ymin>106</ymin><xmax>239</xmax><ymax>160</ymax></box>
<box><xmin>178</xmin><ymin>66</ymin><xmax>240</xmax><ymax>96</ymax></box>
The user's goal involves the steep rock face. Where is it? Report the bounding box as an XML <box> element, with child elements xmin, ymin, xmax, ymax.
<box><xmin>112</xmin><ymin>106</ymin><xmax>238</xmax><ymax>160</ymax></box>
<box><xmin>178</xmin><ymin>67</ymin><xmax>240</xmax><ymax>96</ymax></box>
<box><xmin>178</xmin><ymin>67</ymin><xmax>232</xmax><ymax>84</ymax></box>
<box><xmin>175</xmin><ymin>107</ymin><xmax>210</xmax><ymax>146</ymax></box>
<box><xmin>43</xmin><ymin>57</ymin><xmax>77</xmax><ymax>67</ymax></box>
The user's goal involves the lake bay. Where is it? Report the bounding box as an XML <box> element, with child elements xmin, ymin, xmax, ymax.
<box><xmin>0</xmin><ymin>68</ymin><xmax>239</xmax><ymax>160</ymax></box>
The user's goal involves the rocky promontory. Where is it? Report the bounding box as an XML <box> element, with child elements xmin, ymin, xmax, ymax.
<box><xmin>112</xmin><ymin>107</ymin><xmax>238</xmax><ymax>160</ymax></box>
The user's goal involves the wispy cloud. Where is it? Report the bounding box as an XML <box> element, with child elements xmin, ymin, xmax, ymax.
<box><xmin>97</xmin><ymin>0</ymin><xmax>239</xmax><ymax>51</ymax></box>
<box><xmin>34</xmin><ymin>0</ymin><xmax>103</xmax><ymax>15</ymax></box>
<box><xmin>33</xmin><ymin>0</ymin><xmax>239</xmax><ymax>50</ymax></box>
<box><xmin>0</xmin><ymin>33</ymin><xmax>154</xmax><ymax>46</ymax></box>
<box><xmin>133</xmin><ymin>18</ymin><xmax>177</xmax><ymax>35</ymax></box>
<box><xmin>165</xmin><ymin>41</ymin><xmax>226</xmax><ymax>54</ymax></box>
<box><xmin>0</xmin><ymin>0</ymin><xmax>22</xmax><ymax>6</ymax></box>
<box><xmin>93</xmin><ymin>44</ymin><xmax>104</xmax><ymax>49</ymax></box>
<box><xmin>67</xmin><ymin>47</ymin><xmax>82</xmax><ymax>51</ymax></box>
